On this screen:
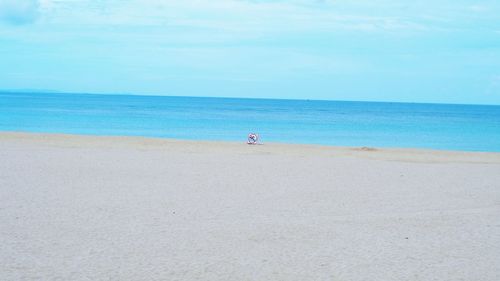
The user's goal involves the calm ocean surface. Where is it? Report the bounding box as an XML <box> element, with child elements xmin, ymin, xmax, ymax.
<box><xmin>1</xmin><ymin>92</ymin><xmax>500</xmax><ymax>152</ymax></box>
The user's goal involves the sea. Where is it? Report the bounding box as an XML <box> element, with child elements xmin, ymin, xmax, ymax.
<box><xmin>1</xmin><ymin>92</ymin><xmax>500</xmax><ymax>152</ymax></box>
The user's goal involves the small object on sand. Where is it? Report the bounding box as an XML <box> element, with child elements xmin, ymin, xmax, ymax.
<box><xmin>247</xmin><ymin>133</ymin><xmax>259</xmax><ymax>145</ymax></box>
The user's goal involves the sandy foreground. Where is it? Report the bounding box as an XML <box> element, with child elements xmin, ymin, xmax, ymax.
<box><xmin>1</xmin><ymin>132</ymin><xmax>499</xmax><ymax>281</ymax></box>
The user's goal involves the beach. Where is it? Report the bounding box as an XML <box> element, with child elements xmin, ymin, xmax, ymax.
<box><xmin>1</xmin><ymin>132</ymin><xmax>500</xmax><ymax>280</ymax></box>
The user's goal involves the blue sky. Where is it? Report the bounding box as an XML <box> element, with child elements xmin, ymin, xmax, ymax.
<box><xmin>0</xmin><ymin>0</ymin><xmax>499</xmax><ymax>104</ymax></box>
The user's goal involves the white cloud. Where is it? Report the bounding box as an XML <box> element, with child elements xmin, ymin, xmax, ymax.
<box><xmin>0</xmin><ymin>0</ymin><xmax>40</xmax><ymax>25</ymax></box>
<box><xmin>34</xmin><ymin>0</ymin><xmax>427</xmax><ymax>34</ymax></box>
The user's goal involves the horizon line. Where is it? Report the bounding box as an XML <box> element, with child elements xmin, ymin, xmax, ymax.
<box><xmin>1</xmin><ymin>89</ymin><xmax>499</xmax><ymax>107</ymax></box>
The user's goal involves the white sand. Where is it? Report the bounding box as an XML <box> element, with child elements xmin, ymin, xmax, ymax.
<box><xmin>1</xmin><ymin>132</ymin><xmax>500</xmax><ymax>281</ymax></box>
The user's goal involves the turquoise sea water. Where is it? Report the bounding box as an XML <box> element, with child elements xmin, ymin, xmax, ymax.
<box><xmin>1</xmin><ymin>92</ymin><xmax>500</xmax><ymax>152</ymax></box>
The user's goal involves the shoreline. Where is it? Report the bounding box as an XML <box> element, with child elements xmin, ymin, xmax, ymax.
<box><xmin>2</xmin><ymin>131</ymin><xmax>500</xmax><ymax>164</ymax></box>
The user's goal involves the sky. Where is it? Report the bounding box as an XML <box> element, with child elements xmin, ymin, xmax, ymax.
<box><xmin>0</xmin><ymin>0</ymin><xmax>499</xmax><ymax>104</ymax></box>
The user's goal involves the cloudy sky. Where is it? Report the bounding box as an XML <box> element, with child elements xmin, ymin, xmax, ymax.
<box><xmin>0</xmin><ymin>0</ymin><xmax>499</xmax><ymax>104</ymax></box>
